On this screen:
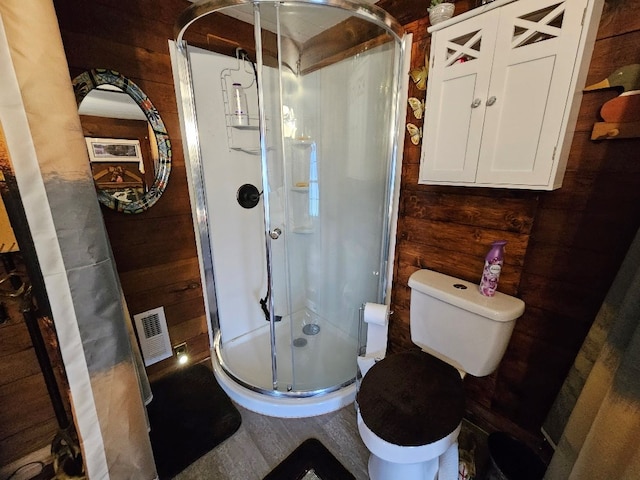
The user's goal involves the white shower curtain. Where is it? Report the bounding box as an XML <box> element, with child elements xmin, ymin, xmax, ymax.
<box><xmin>543</xmin><ymin>227</ymin><xmax>640</xmax><ymax>479</ymax></box>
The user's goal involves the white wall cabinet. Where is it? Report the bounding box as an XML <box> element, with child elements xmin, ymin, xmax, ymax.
<box><xmin>419</xmin><ymin>0</ymin><xmax>603</xmax><ymax>190</ymax></box>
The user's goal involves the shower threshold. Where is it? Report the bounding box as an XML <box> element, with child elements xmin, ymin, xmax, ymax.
<box><xmin>211</xmin><ymin>315</ymin><xmax>357</xmax><ymax>417</ymax></box>
<box><xmin>212</xmin><ymin>356</ymin><xmax>356</xmax><ymax>418</ymax></box>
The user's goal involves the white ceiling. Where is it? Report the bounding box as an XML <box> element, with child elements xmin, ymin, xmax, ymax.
<box><xmin>78</xmin><ymin>86</ymin><xmax>147</xmax><ymax>121</ymax></box>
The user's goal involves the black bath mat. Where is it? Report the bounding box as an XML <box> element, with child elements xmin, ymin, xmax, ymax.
<box><xmin>147</xmin><ymin>363</ymin><xmax>242</xmax><ymax>479</ymax></box>
<box><xmin>263</xmin><ymin>438</ymin><xmax>355</xmax><ymax>480</ymax></box>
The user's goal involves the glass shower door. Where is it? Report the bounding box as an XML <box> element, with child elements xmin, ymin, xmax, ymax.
<box><xmin>255</xmin><ymin>2</ymin><xmax>401</xmax><ymax>394</ymax></box>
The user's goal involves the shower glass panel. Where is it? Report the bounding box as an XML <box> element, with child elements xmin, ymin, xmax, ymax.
<box><xmin>254</xmin><ymin>2</ymin><xmax>399</xmax><ymax>394</ymax></box>
<box><xmin>173</xmin><ymin>0</ymin><xmax>405</xmax><ymax>408</ymax></box>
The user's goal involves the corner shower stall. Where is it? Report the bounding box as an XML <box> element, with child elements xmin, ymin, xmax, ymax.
<box><xmin>171</xmin><ymin>0</ymin><xmax>409</xmax><ymax>416</ymax></box>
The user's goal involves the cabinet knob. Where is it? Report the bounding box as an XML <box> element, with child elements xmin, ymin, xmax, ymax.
<box><xmin>471</xmin><ymin>98</ymin><xmax>482</xmax><ymax>108</ymax></box>
<box><xmin>487</xmin><ymin>96</ymin><xmax>497</xmax><ymax>106</ymax></box>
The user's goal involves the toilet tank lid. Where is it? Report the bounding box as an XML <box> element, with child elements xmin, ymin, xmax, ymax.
<box><xmin>408</xmin><ymin>269</ymin><xmax>525</xmax><ymax>322</ymax></box>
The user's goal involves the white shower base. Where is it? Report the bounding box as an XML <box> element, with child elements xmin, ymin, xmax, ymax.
<box><xmin>212</xmin><ymin>314</ymin><xmax>358</xmax><ymax>417</ymax></box>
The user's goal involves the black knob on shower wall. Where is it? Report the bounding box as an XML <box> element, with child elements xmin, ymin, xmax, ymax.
<box><xmin>237</xmin><ymin>184</ymin><xmax>261</xmax><ymax>209</ymax></box>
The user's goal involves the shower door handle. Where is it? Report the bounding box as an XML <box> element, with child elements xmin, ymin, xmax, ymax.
<box><xmin>269</xmin><ymin>228</ymin><xmax>282</xmax><ymax>239</ymax></box>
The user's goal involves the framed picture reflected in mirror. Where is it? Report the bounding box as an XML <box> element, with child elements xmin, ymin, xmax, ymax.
<box><xmin>86</xmin><ymin>137</ymin><xmax>146</xmax><ymax>202</ymax></box>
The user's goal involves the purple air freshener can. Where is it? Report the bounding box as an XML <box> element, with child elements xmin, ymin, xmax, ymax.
<box><xmin>480</xmin><ymin>240</ymin><xmax>507</xmax><ymax>297</ymax></box>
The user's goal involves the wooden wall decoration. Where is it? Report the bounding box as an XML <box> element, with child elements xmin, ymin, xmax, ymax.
<box><xmin>584</xmin><ymin>63</ymin><xmax>640</xmax><ymax>140</ymax></box>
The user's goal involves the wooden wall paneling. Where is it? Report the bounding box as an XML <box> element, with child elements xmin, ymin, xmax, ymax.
<box><xmin>0</xmin><ymin>322</ymin><xmax>34</xmax><ymax>357</ymax></box>
<box><xmin>54</xmin><ymin>1</ymin><xmax>178</xmax><ymax>55</ymax></box>
<box><xmin>400</xmin><ymin>190</ymin><xmax>536</xmax><ymax>234</ymax></box>
<box><xmin>61</xmin><ymin>33</ymin><xmax>173</xmax><ymax>86</ymax></box>
<box><xmin>0</xmin><ymin>348</ymin><xmax>46</xmax><ymax>385</ymax></box>
<box><xmin>105</xmin><ymin>215</ymin><xmax>198</xmax><ymax>271</ymax></box>
<box><xmin>55</xmin><ymin>0</ymin><xmax>209</xmax><ymax>384</ymax></box>
<box><xmin>498</xmin><ymin>11</ymin><xmax>640</xmax><ymax>441</ymax></box>
<box><xmin>0</xmin><ymin>261</ymin><xmax>59</xmax><ymax>465</ymax></box>
<box><xmin>531</xmin><ymin>202</ymin><xmax>638</xmax><ymax>252</ymax></box>
<box><xmin>595</xmin><ymin>0</ymin><xmax>640</xmax><ymax>39</ymax></box>
<box><xmin>481</xmin><ymin>0</ymin><xmax>640</xmax><ymax>444</ymax></box>
<box><xmin>585</xmin><ymin>29</ymin><xmax>640</xmax><ymax>84</ymax></box>
<box><xmin>378</xmin><ymin>0</ymin><xmax>477</xmax><ymax>29</ymax></box>
<box><xmin>0</xmin><ymin>373</ymin><xmax>58</xmax><ymax>438</ymax></box>
<box><xmin>118</xmin><ymin>257</ymin><xmax>202</xmax><ymax>295</ymax></box>
<box><xmin>492</xmin><ymin>329</ymin><xmax>580</xmax><ymax>428</ymax></box>
<box><xmin>508</xmin><ymin>305</ymin><xmax>592</xmax><ymax>354</ymax></box>
<box><xmin>299</xmin><ymin>16</ymin><xmax>393</xmax><ymax>74</ymax></box>
<box><xmin>519</xmin><ymin>273</ymin><xmax>604</xmax><ymax>324</ymax></box>
<box><xmin>387</xmin><ymin>0</ymin><xmax>638</xmax><ymax>448</ymax></box>
<box><xmin>87</xmin><ymin>0</ymin><xmax>192</xmax><ymax>26</ymax></box>
<box><xmin>124</xmin><ymin>278</ymin><xmax>203</xmax><ymax>318</ymax></box>
<box><xmin>1</xmin><ymin>417</ymin><xmax>59</xmax><ymax>468</ymax></box>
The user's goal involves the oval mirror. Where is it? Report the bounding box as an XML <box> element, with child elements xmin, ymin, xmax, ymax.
<box><xmin>72</xmin><ymin>69</ymin><xmax>171</xmax><ymax>214</ymax></box>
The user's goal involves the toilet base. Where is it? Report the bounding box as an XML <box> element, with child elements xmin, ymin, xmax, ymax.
<box><xmin>368</xmin><ymin>453</ymin><xmax>439</xmax><ymax>480</ymax></box>
<box><xmin>357</xmin><ymin>411</ymin><xmax>461</xmax><ymax>480</ymax></box>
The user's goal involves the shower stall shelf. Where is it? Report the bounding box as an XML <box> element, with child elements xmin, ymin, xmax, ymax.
<box><xmin>289</xmin><ymin>138</ymin><xmax>316</xmax><ymax>234</ymax></box>
<box><xmin>171</xmin><ymin>0</ymin><xmax>410</xmax><ymax>417</ymax></box>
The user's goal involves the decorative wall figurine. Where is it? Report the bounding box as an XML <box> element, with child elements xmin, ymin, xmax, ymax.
<box><xmin>585</xmin><ymin>63</ymin><xmax>640</xmax><ymax>140</ymax></box>
<box><xmin>408</xmin><ymin>97</ymin><xmax>425</xmax><ymax>119</ymax></box>
<box><xmin>406</xmin><ymin>123</ymin><xmax>423</xmax><ymax>145</ymax></box>
<box><xmin>410</xmin><ymin>65</ymin><xmax>428</xmax><ymax>90</ymax></box>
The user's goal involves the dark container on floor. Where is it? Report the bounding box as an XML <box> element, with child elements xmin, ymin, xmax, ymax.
<box><xmin>485</xmin><ymin>432</ymin><xmax>546</xmax><ymax>480</ymax></box>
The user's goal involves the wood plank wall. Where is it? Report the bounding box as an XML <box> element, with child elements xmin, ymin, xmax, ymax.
<box><xmin>0</xmin><ymin>255</ymin><xmax>59</xmax><ymax>466</ymax></box>
<box><xmin>1</xmin><ymin>136</ymin><xmax>72</xmax><ymax>466</ymax></box>
<box><xmin>54</xmin><ymin>0</ymin><xmax>218</xmax><ymax>383</ymax></box>
<box><xmin>385</xmin><ymin>0</ymin><xmax>640</xmax><ymax>446</ymax></box>
<box><xmin>44</xmin><ymin>0</ymin><xmax>640</xmax><ymax>455</ymax></box>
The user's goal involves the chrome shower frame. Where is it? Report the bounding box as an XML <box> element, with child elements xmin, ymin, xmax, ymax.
<box><xmin>173</xmin><ymin>0</ymin><xmax>408</xmax><ymax>402</ymax></box>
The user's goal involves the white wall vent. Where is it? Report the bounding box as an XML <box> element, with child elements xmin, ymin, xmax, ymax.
<box><xmin>133</xmin><ymin>306</ymin><xmax>172</xmax><ymax>366</ymax></box>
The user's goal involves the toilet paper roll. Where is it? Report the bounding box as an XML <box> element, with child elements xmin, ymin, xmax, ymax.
<box><xmin>363</xmin><ymin>302</ymin><xmax>389</xmax><ymax>358</ymax></box>
<box><xmin>364</xmin><ymin>302</ymin><xmax>389</xmax><ymax>326</ymax></box>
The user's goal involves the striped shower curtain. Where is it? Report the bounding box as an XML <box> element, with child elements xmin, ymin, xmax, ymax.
<box><xmin>543</xmin><ymin>227</ymin><xmax>640</xmax><ymax>479</ymax></box>
<box><xmin>0</xmin><ymin>1</ymin><xmax>156</xmax><ymax>478</ymax></box>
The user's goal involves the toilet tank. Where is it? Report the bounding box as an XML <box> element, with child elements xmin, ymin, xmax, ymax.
<box><xmin>408</xmin><ymin>269</ymin><xmax>525</xmax><ymax>377</ymax></box>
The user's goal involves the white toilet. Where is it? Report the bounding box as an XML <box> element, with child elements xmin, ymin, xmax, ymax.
<box><xmin>356</xmin><ymin>269</ymin><xmax>525</xmax><ymax>480</ymax></box>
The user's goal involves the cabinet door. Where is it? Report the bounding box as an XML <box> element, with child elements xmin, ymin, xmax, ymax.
<box><xmin>475</xmin><ymin>0</ymin><xmax>588</xmax><ymax>186</ymax></box>
<box><xmin>420</xmin><ymin>9</ymin><xmax>499</xmax><ymax>183</ymax></box>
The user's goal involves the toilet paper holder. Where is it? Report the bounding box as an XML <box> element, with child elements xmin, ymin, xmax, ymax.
<box><xmin>356</xmin><ymin>302</ymin><xmax>392</xmax><ymax>389</ymax></box>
